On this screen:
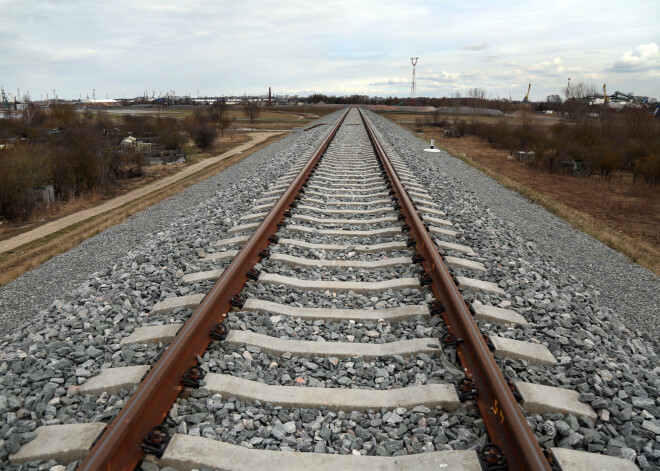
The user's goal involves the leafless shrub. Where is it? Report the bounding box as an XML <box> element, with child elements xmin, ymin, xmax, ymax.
<box><xmin>242</xmin><ymin>101</ymin><xmax>260</xmax><ymax>124</ymax></box>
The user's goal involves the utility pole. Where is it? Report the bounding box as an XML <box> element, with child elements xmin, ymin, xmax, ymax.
<box><xmin>53</xmin><ymin>89</ymin><xmax>56</xmax><ymax>104</ymax></box>
<box><xmin>410</xmin><ymin>57</ymin><xmax>418</xmax><ymax>104</ymax></box>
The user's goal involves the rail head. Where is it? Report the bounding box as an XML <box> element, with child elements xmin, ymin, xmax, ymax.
<box><xmin>358</xmin><ymin>109</ymin><xmax>552</xmax><ymax>471</ymax></box>
<box><xmin>77</xmin><ymin>109</ymin><xmax>350</xmax><ymax>471</ymax></box>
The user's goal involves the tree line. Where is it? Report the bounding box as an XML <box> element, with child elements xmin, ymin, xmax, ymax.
<box><xmin>0</xmin><ymin>100</ymin><xmax>241</xmax><ymax>220</ymax></box>
<box><xmin>457</xmin><ymin>106</ymin><xmax>659</xmax><ymax>183</ymax></box>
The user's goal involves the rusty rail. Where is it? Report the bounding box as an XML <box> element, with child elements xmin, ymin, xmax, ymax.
<box><xmin>78</xmin><ymin>110</ymin><xmax>349</xmax><ymax>471</ymax></box>
<box><xmin>359</xmin><ymin>109</ymin><xmax>552</xmax><ymax>471</ymax></box>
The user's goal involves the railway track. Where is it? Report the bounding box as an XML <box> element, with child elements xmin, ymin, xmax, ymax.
<box><xmin>4</xmin><ymin>108</ymin><xmax>647</xmax><ymax>470</ymax></box>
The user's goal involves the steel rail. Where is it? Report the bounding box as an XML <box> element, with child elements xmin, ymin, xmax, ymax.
<box><xmin>359</xmin><ymin>109</ymin><xmax>552</xmax><ymax>471</ymax></box>
<box><xmin>78</xmin><ymin>109</ymin><xmax>350</xmax><ymax>471</ymax></box>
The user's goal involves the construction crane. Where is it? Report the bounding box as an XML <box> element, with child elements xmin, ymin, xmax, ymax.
<box><xmin>523</xmin><ymin>83</ymin><xmax>531</xmax><ymax>102</ymax></box>
<box><xmin>0</xmin><ymin>86</ymin><xmax>8</xmax><ymax>109</ymax></box>
<box><xmin>603</xmin><ymin>84</ymin><xmax>608</xmax><ymax>104</ymax></box>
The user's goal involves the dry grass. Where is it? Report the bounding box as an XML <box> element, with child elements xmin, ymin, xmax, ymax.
<box><xmin>100</xmin><ymin>106</ymin><xmax>338</xmax><ymax>129</ymax></box>
<box><xmin>377</xmin><ymin>110</ymin><xmax>562</xmax><ymax>126</ymax></box>
<box><xmin>0</xmin><ymin>133</ymin><xmax>251</xmax><ymax>243</ymax></box>
<box><xmin>393</xmin><ymin>122</ymin><xmax>660</xmax><ymax>276</ymax></box>
<box><xmin>0</xmin><ymin>133</ymin><xmax>288</xmax><ymax>287</ymax></box>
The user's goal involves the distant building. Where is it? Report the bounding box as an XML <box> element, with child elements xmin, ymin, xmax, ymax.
<box><xmin>121</xmin><ymin>136</ymin><xmax>151</xmax><ymax>151</ymax></box>
<box><xmin>136</xmin><ymin>141</ymin><xmax>151</xmax><ymax>152</ymax></box>
<box><xmin>83</xmin><ymin>98</ymin><xmax>120</xmax><ymax>107</ymax></box>
<box><xmin>121</xmin><ymin>136</ymin><xmax>137</xmax><ymax>147</ymax></box>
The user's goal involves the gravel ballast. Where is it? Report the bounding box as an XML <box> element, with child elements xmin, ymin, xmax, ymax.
<box><xmin>368</xmin><ymin>112</ymin><xmax>658</xmax><ymax>338</ymax></box>
<box><xmin>0</xmin><ymin>124</ymin><xmax>329</xmax><ymax>332</ymax></box>
<box><xmin>0</xmin><ymin>109</ymin><xmax>657</xmax><ymax>470</ymax></box>
<box><xmin>365</xmin><ymin>111</ymin><xmax>659</xmax><ymax>469</ymax></box>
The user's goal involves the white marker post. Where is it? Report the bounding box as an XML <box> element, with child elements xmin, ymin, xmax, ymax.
<box><xmin>423</xmin><ymin>139</ymin><xmax>440</xmax><ymax>153</ymax></box>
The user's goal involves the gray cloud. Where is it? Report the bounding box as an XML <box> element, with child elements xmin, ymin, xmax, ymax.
<box><xmin>369</xmin><ymin>78</ymin><xmax>410</xmax><ymax>87</ymax></box>
<box><xmin>461</xmin><ymin>42</ymin><xmax>489</xmax><ymax>51</ymax></box>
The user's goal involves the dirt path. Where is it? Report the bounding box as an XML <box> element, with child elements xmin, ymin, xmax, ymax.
<box><xmin>0</xmin><ymin>132</ymin><xmax>278</xmax><ymax>255</ymax></box>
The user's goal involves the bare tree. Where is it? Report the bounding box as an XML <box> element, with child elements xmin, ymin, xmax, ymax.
<box><xmin>242</xmin><ymin>101</ymin><xmax>260</xmax><ymax>124</ymax></box>
<box><xmin>431</xmin><ymin>108</ymin><xmax>444</xmax><ymax>126</ymax></box>
<box><xmin>562</xmin><ymin>82</ymin><xmax>596</xmax><ymax>122</ymax></box>
<box><xmin>451</xmin><ymin>91</ymin><xmax>461</xmax><ymax>124</ymax></box>
<box><xmin>207</xmin><ymin>99</ymin><xmax>231</xmax><ymax>135</ymax></box>
<box><xmin>21</xmin><ymin>103</ymin><xmax>43</xmax><ymax>127</ymax></box>
<box><xmin>207</xmin><ymin>99</ymin><xmax>227</xmax><ymax>122</ymax></box>
<box><xmin>467</xmin><ymin>87</ymin><xmax>486</xmax><ymax>131</ymax></box>
<box><xmin>50</xmin><ymin>103</ymin><xmax>77</xmax><ymax>128</ymax></box>
<box><xmin>192</xmin><ymin>106</ymin><xmax>207</xmax><ymax>122</ymax></box>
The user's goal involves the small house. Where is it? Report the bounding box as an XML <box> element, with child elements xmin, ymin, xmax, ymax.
<box><xmin>136</xmin><ymin>141</ymin><xmax>151</xmax><ymax>152</ymax></box>
<box><xmin>121</xmin><ymin>136</ymin><xmax>137</xmax><ymax>147</ymax></box>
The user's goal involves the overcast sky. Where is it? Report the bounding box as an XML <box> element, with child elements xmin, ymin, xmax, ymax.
<box><xmin>1</xmin><ymin>0</ymin><xmax>658</xmax><ymax>101</ymax></box>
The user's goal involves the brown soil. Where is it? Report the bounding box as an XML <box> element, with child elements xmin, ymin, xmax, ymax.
<box><xmin>441</xmin><ymin>135</ymin><xmax>659</xmax><ymax>248</ymax></box>
<box><xmin>402</xmin><ymin>124</ymin><xmax>660</xmax><ymax>275</ymax></box>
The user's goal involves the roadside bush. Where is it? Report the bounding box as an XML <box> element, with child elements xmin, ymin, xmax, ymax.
<box><xmin>123</xmin><ymin>115</ymin><xmax>156</xmax><ymax>137</ymax></box>
<box><xmin>152</xmin><ymin>118</ymin><xmax>186</xmax><ymax>150</ymax></box>
<box><xmin>0</xmin><ymin>117</ymin><xmax>20</xmax><ymax>137</ymax></box>
<box><xmin>516</xmin><ymin>125</ymin><xmax>535</xmax><ymax>151</ymax></box>
<box><xmin>0</xmin><ymin>110</ymin><xmax>194</xmax><ymax>221</ymax></box>
<box><xmin>472</xmin><ymin>108</ymin><xmax>660</xmax><ymax>181</ymax></box>
<box><xmin>20</xmin><ymin>104</ymin><xmax>47</xmax><ymax>128</ymax></box>
<box><xmin>593</xmin><ymin>146</ymin><xmax>625</xmax><ymax>178</ymax></box>
<box><xmin>49</xmin><ymin>103</ymin><xmax>77</xmax><ymax>128</ymax></box>
<box><xmin>242</xmin><ymin>101</ymin><xmax>260</xmax><ymax>124</ymax></box>
<box><xmin>192</xmin><ymin>107</ymin><xmax>208</xmax><ymax>123</ymax></box>
<box><xmin>455</xmin><ymin>120</ymin><xmax>469</xmax><ymax>136</ymax></box>
<box><xmin>107</xmin><ymin>148</ymin><xmax>143</xmax><ymax>179</ymax></box>
<box><xmin>156</xmin><ymin>130</ymin><xmax>186</xmax><ymax>150</ymax></box>
<box><xmin>189</xmin><ymin>124</ymin><xmax>217</xmax><ymax>150</ymax></box>
<box><xmin>0</xmin><ymin>144</ymin><xmax>53</xmax><ymax>219</ymax></box>
<box><xmin>51</xmin><ymin>123</ymin><xmax>109</xmax><ymax>198</ymax></box>
<box><xmin>633</xmin><ymin>154</ymin><xmax>660</xmax><ymax>184</ymax></box>
<box><xmin>431</xmin><ymin>109</ymin><xmax>447</xmax><ymax>127</ymax></box>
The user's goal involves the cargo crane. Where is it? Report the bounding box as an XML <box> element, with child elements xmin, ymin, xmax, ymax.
<box><xmin>0</xmin><ymin>86</ymin><xmax>8</xmax><ymax>110</ymax></box>
<box><xmin>0</xmin><ymin>87</ymin><xmax>16</xmax><ymax>108</ymax></box>
<box><xmin>523</xmin><ymin>83</ymin><xmax>531</xmax><ymax>102</ymax></box>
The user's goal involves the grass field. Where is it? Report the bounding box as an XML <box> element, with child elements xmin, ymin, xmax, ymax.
<box><xmin>99</xmin><ymin>105</ymin><xmax>340</xmax><ymax>130</ymax></box>
<box><xmin>377</xmin><ymin>110</ymin><xmax>563</xmax><ymax>126</ymax></box>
